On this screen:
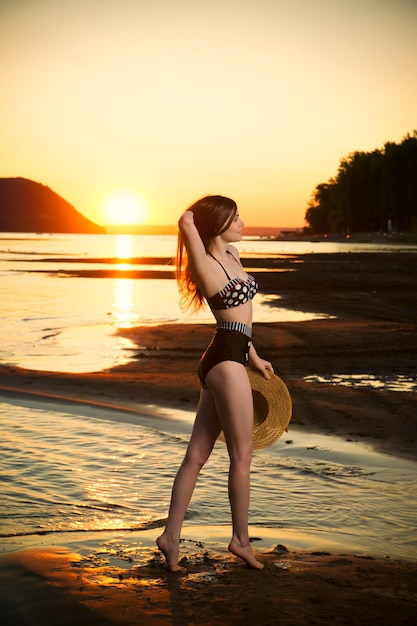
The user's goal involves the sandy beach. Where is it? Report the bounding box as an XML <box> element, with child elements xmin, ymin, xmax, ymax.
<box><xmin>1</xmin><ymin>251</ymin><xmax>417</xmax><ymax>624</ymax></box>
<box><xmin>1</xmin><ymin>531</ymin><xmax>417</xmax><ymax>626</ymax></box>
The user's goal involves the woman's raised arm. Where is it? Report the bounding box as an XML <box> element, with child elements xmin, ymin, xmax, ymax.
<box><xmin>178</xmin><ymin>210</ymin><xmax>207</xmax><ymax>271</ymax></box>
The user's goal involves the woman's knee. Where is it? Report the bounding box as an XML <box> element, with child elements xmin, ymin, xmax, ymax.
<box><xmin>184</xmin><ymin>445</ymin><xmax>212</xmax><ymax>470</ymax></box>
<box><xmin>227</xmin><ymin>444</ymin><xmax>253</xmax><ymax>468</ymax></box>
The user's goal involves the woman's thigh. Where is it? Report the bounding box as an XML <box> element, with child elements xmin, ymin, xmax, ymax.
<box><xmin>205</xmin><ymin>361</ymin><xmax>253</xmax><ymax>456</ymax></box>
<box><xmin>186</xmin><ymin>389</ymin><xmax>222</xmax><ymax>460</ymax></box>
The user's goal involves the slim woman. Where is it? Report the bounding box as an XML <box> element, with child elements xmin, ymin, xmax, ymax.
<box><xmin>157</xmin><ymin>195</ymin><xmax>273</xmax><ymax>571</ymax></box>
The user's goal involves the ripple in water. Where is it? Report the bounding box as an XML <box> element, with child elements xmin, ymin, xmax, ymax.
<box><xmin>1</xmin><ymin>397</ymin><xmax>416</xmax><ymax>560</ymax></box>
<box><xmin>304</xmin><ymin>373</ymin><xmax>417</xmax><ymax>393</ymax></box>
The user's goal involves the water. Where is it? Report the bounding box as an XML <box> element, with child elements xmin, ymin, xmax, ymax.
<box><xmin>1</xmin><ymin>234</ymin><xmax>416</xmax><ymax>561</ymax></box>
<box><xmin>1</xmin><ymin>233</ymin><xmax>337</xmax><ymax>374</ymax></box>
<box><xmin>1</xmin><ymin>233</ymin><xmax>416</xmax><ymax>375</ymax></box>
<box><xmin>1</xmin><ymin>393</ymin><xmax>416</xmax><ymax>560</ymax></box>
<box><xmin>305</xmin><ymin>373</ymin><xmax>417</xmax><ymax>394</ymax></box>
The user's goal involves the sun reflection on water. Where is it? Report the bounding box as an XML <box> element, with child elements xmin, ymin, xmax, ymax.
<box><xmin>114</xmin><ymin>234</ymin><xmax>133</xmax><ymax>268</ymax></box>
<box><xmin>112</xmin><ymin>279</ymin><xmax>139</xmax><ymax>327</ymax></box>
<box><xmin>112</xmin><ymin>235</ymin><xmax>140</xmax><ymax>327</ymax></box>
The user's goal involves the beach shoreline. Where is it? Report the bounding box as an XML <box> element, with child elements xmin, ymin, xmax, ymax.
<box><xmin>1</xmin><ymin>316</ymin><xmax>416</xmax><ymax>463</ymax></box>
<box><xmin>1</xmin><ymin>251</ymin><xmax>416</xmax><ymax>623</ymax></box>
<box><xmin>2</xmin><ymin>250</ymin><xmax>417</xmax><ymax>459</ymax></box>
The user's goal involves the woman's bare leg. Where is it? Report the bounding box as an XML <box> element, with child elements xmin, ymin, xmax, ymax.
<box><xmin>157</xmin><ymin>390</ymin><xmax>221</xmax><ymax>571</ymax></box>
<box><xmin>206</xmin><ymin>362</ymin><xmax>263</xmax><ymax>570</ymax></box>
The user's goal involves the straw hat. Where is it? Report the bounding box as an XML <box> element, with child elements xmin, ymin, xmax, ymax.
<box><xmin>218</xmin><ymin>368</ymin><xmax>292</xmax><ymax>450</ymax></box>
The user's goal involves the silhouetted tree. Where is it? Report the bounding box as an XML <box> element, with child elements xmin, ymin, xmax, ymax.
<box><xmin>306</xmin><ymin>182</ymin><xmax>336</xmax><ymax>233</ymax></box>
<box><xmin>305</xmin><ymin>132</ymin><xmax>417</xmax><ymax>234</ymax></box>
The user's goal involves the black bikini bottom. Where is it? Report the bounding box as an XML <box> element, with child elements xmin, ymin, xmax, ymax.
<box><xmin>197</xmin><ymin>328</ymin><xmax>251</xmax><ymax>388</ymax></box>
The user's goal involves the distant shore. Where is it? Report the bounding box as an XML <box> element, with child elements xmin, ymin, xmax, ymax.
<box><xmin>103</xmin><ymin>222</ymin><xmax>417</xmax><ymax>243</ymax></box>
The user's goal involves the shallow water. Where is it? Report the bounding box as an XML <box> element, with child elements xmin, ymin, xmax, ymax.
<box><xmin>2</xmin><ymin>233</ymin><xmax>416</xmax><ymax>376</ymax></box>
<box><xmin>0</xmin><ymin>233</ymin><xmax>335</xmax><ymax>374</ymax></box>
<box><xmin>304</xmin><ymin>373</ymin><xmax>417</xmax><ymax>394</ymax></box>
<box><xmin>1</xmin><ymin>394</ymin><xmax>416</xmax><ymax>561</ymax></box>
<box><xmin>2</xmin><ymin>233</ymin><xmax>417</xmax><ymax>391</ymax></box>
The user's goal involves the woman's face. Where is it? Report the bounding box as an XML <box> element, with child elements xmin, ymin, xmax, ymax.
<box><xmin>220</xmin><ymin>211</ymin><xmax>245</xmax><ymax>242</ymax></box>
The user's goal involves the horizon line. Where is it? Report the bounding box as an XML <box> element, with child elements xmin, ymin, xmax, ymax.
<box><xmin>103</xmin><ymin>224</ymin><xmax>305</xmax><ymax>232</ymax></box>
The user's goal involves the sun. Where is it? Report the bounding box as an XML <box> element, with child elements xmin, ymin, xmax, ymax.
<box><xmin>102</xmin><ymin>191</ymin><xmax>149</xmax><ymax>225</ymax></box>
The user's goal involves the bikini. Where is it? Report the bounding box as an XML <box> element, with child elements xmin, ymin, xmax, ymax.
<box><xmin>197</xmin><ymin>251</ymin><xmax>259</xmax><ymax>387</ymax></box>
<box><xmin>206</xmin><ymin>252</ymin><xmax>258</xmax><ymax>311</ymax></box>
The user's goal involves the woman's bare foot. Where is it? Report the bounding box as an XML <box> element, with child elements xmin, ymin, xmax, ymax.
<box><xmin>156</xmin><ymin>534</ymin><xmax>186</xmax><ymax>572</ymax></box>
<box><xmin>228</xmin><ymin>539</ymin><xmax>264</xmax><ymax>569</ymax></box>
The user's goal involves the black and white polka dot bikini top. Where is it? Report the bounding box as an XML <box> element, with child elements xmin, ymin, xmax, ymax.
<box><xmin>206</xmin><ymin>251</ymin><xmax>258</xmax><ymax>310</ymax></box>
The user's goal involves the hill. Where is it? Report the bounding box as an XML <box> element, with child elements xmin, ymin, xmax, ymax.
<box><xmin>0</xmin><ymin>178</ymin><xmax>105</xmax><ymax>234</ymax></box>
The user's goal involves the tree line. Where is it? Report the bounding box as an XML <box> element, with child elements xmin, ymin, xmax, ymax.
<box><xmin>305</xmin><ymin>131</ymin><xmax>417</xmax><ymax>234</ymax></box>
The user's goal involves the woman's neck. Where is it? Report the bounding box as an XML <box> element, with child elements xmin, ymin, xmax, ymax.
<box><xmin>209</xmin><ymin>241</ymin><xmax>229</xmax><ymax>261</ymax></box>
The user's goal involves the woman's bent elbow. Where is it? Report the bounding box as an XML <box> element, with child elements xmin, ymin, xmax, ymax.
<box><xmin>178</xmin><ymin>211</ymin><xmax>194</xmax><ymax>230</ymax></box>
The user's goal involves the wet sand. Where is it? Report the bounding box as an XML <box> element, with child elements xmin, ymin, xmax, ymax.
<box><xmin>1</xmin><ymin>251</ymin><xmax>416</xmax><ymax>624</ymax></box>
<box><xmin>1</xmin><ymin>532</ymin><xmax>417</xmax><ymax>626</ymax></box>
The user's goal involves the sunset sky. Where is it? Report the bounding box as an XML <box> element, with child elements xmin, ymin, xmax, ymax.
<box><xmin>1</xmin><ymin>0</ymin><xmax>416</xmax><ymax>228</ymax></box>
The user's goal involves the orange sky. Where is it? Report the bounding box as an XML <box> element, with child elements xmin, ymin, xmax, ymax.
<box><xmin>1</xmin><ymin>0</ymin><xmax>417</xmax><ymax>228</ymax></box>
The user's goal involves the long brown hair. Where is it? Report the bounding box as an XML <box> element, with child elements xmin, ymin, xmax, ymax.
<box><xmin>175</xmin><ymin>195</ymin><xmax>237</xmax><ymax>312</ymax></box>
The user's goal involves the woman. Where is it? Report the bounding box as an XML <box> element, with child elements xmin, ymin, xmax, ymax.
<box><xmin>156</xmin><ymin>195</ymin><xmax>273</xmax><ymax>571</ymax></box>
